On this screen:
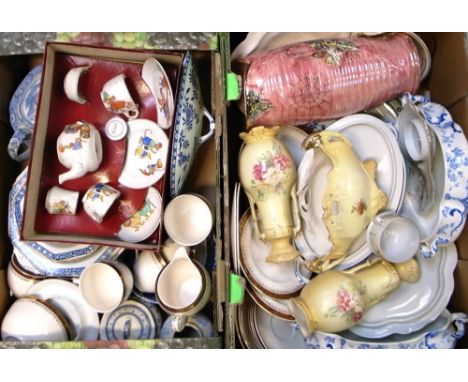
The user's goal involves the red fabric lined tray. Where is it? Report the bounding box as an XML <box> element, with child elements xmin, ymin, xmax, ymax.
<box><xmin>34</xmin><ymin>51</ymin><xmax>178</xmax><ymax>244</ymax></box>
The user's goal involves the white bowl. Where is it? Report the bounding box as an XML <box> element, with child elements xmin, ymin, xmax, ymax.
<box><xmin>1</xmin><ymin>297</ymin><xmax>70</xmax><ymax>341</ymax></box>
<box><xmin>133</xmin><ymin>250</ymin><xmax>166</xmax><ymax>293</ymax></box>
<box><xmin>163</xmin><ymin>194</ymin><xmax>213</xmax><ymax>246</ymax></box>
<box><xmin>7</xmin><ymin>254</ymin><xmax>46</xmax><ymax>298</ymax></box>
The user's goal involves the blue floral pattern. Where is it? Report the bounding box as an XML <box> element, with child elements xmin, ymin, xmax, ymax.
<box><xmin>169</xmin><ymin>52</ymin><xmax>208</xmax><ymax>198</ymax></box>
<box><xmin>402</xmin><ymin>94</ymin><xmax>468</xmax><ymax>258</ymax></box>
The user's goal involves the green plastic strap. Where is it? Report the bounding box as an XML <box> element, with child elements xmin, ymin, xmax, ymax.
<box><xmin>229</xmin><ymin>273</ymin><xmax>245</xmax><ymax>304</ymax></box>
<box><xmin>226</xmin><ymin>72</ymin><xmax>240</xmax><ymax>101</ymax></box>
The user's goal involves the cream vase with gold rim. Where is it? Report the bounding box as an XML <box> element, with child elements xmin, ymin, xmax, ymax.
<box><xmin>239</xmin><ymin>126</ymin><xmax>300</xmax><ymax>263</ymax></box>
<box><xmin>288</xmin><ymin>258</ymin><xmax>420</xmax><ymax>336</ymax></box>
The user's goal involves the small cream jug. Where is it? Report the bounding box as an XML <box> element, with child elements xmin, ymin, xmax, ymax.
<box><xmin>288</xmin><ymin>258</ymin><xmax>420</xmax><ymax>336</ymax></box>
<box><xmin>239</xmin><ymin>126</ymin><xmax>300</xmax><ymax>263</ymax></box>
<box><xmin>57</xmin><ymin>121</ymin><xmax>103</xmax><ymax>184</ymax></box>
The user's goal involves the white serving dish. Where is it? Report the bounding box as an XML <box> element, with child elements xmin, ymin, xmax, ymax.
<box><xmin>350</xmin><ymin>243</ymin><xmax>457</xmax><ymax>338</ymax></box>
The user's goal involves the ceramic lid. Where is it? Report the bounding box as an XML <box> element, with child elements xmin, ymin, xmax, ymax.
<box><xmin>100</xmin><ymin>300</ymin><xmax>162</xmax><ymax>340</ymax></box>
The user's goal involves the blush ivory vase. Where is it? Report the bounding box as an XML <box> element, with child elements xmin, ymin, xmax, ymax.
<box><xmin>239</xmin><ymin>126</ymin><xmax>301</xmax><ymax>263</ymax></box>
<box><xmin>288</xmin><ymin>258</ymin><xmax>421</xmax><ymax>336</ymax></box>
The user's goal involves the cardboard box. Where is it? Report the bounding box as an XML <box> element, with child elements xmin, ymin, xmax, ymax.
<box><xmin>0</xmin><ymin>34</ymin><xmax>229</xmax><ymax>349</ymax></box>
<box><xmin>21</xmin><ymin>43</ymin><xmax>185</xmax><ymax>250</ymax></box>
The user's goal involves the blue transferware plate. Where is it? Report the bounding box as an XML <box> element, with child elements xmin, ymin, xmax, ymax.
<box><xmin>169</xmin><ymin>52</ymin><xmax>215</xmax><ymax>198</ymax></box>
<box><xmin>100</xmin><ymin>300</ymin><xmax>163</xmax><ymax>340</ymax></box>
<box><xmin>8</xmin><ymin>65</ymin><xmax>42</xmax><ymax>162</ymax></box>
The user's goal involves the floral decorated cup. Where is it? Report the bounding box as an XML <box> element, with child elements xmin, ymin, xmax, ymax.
<box><xmin>56</xmin><ymin>121</ymin><xmax>103</xmax><ymax>184</ymax></box>
<box><xmin>101</xmin><ymin>74</ymin><xmax>139</xmax><ymax>120</ymax></box>
<box><xmin>82</xmin><ymin>183</ymin><xmax>120</xmax><ymax>224</ymax></box>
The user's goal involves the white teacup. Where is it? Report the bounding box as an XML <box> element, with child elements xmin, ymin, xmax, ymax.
<box><xmin>63</xmin><ymin>65</ymin><xmax>90</xmax><ymax>104</ymax></box>
<box><xmin>45</xmin><ymin>186</ymin><xmax>79</xmax><ymax>215</ymax></box>
<box><xmin>163</xmin><ymin>194</ymin><xmax>213</xmax><ymax>246</ymax></box>
<box><xmin>161</xmin><ymin>238</ymin><xmax>190</xmax><ymax>262</ymax></box>
<box><xmin>367</xmin><ymin>211</ymin><xmax>421</xmax><ymax>263</ymax></box>
<box><xmin>133</xmin><ymin>250</ymin><xmax>167</xmax><ymax>294</ymax></box>
<box><xmin>82</xmin><ymin>183</ymin><xmax>120</xmax><ymax>224</ymax></box>
<box><xmin>78</xmin><ymin>261</ymin><xmax>133</xmax><ymax>313</ymax></box>
<box><xmin>155</xmin><ymin>247</ymin><xmax>211</xmax><ymax>332</ymax></box>
<box><xmin>1</xmin><ymin>297</ymin><xmax>71</xmax><ymax>341</ymax></box>
<box><xmin>57</xmin><ymin>121</ymin><xmax>103</xmax><ymax>184</ymax></box>
<box><xmin>101</xmin><ymin>74</ymin><xmax>139</xmax><ymax>120</ymax></box>
<box><xmin>7</xmin><ymin>254</ymin><xmax>46</xmax><ymax>298</ymax></box>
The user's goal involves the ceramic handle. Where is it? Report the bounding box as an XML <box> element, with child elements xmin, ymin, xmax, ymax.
<box><xmin>244</xmin><ymin>190</ymin><xmax>265</xmax><ymax>240</ymax></box>
<box><xmin>290</xmin><ymin>183</ymin><xmax>301</xmax><ymax>236</ymax></box>
<box><xmin>8</xmin><ymin>131</ymin><xmax>31</xmax><ymax>162</ymax></box>
<box><xmin>171</xmin><ymin>316</ymin><xmax>189</xmax><ymax>332</ymax></box>
<box><xmin>196</xmin><ymin>107</ymin><xmax>216</xmax><ymax>147</ymax></box>
<box><xmin>451</xmin><ymin>312</ymin><xmax>468</xmax><ymax>340</ymax></box>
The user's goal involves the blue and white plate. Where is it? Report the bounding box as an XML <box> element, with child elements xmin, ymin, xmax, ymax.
<box><xmin>160</xmin><ymin>313</ymin><xmax>214</xmax><ymax>339</ymax></box>
<box><xmin>8</xmin><ymin>65</ymin><xmax>42</xmax><ymax>162</ymax></box>
<box><xmin>100</xmin><ymin>300</ymin><xmax>162</xmax><ymax>340</ymax></box>
<box><xmin>8</xmin><ymin>169</ymin><xmax>123</xmax><ymax>277</ymax></box>
<box><xmin>399</xmin><ymin>94</ymin><xmax>468</xmax><ymax>258</ymax></box>
<box><xmin>169</xmin><ymin>51</ymin><xmax>215</xmax><ymax>197</ymax></box>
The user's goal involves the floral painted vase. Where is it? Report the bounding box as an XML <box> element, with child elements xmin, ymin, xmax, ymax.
<box><xmin>288</xmin><ymin>258</ymin><xmax>420</xmax><ymax>336</ymax></box>
<box><xmin>238</xmin><ymin>126</ymin><xmax>300</xmax><ymax>263</ymax></box>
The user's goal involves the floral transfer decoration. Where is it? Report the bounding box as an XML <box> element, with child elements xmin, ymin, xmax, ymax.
<box><xmin>122</xmin><ymin>199</ymin><xmax>157</xmax><ymax>232</ymax></box>
<box><xmin>102</xmin><ymin>91</ymin><xmax>138</xmax><ymax>114</ymax></box>
<box><xmin>58</xmin><ymin>122</ymin><xmax>91</xmax><ymax>152</ymax></box>
<box><xmin>250</xmin><ymin>143</ymin><xmax>292</xmax><ymax>201</ymax></box>
<box><xmin>86</xmin><ymin>183</ymin><xmax>119</xmax><ymax>202</ymax></box>
<box><xmin>324</xmin><ymin>287</ymin><xmax>365</xmax><ymax>324</ymax></box>
<box><xmin>351</xmin><ymin>199</ymin><xmax>367</xmax><ymax>215</ymax></box>
<box><xmin>52</xmin><ymin>200</ymin><xmax>73</xmax><ymax>215</ymax></box>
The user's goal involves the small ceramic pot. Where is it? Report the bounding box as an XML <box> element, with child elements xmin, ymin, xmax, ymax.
<box><xmin>367</xmin><ymin>211</ymin><xmax>420</xmax><ymax>263</ymax></box>
<box><xmin>82</xmin><ymin>183</ymin><xmax>120</xmax><ymax>224</ymax></box>
<box><xmin>101</xmin><ymin>74</ymin><xmax>139</xmax><ymax>120</ymax></box>
<box><xmin>45</xmin><ymin>186</ymin><xmax>79</xmax><ymax>215</ymax></box>
<box><xmin>155</xmin><ymin>248</ymin><xmax>211</xmax><ymax>331</ymax></box>
<box><xmin>57</xmin><ymin>121</ymin><xmax>103</xmax><ymax>184</ymax></box>
<box><xmin>1</xmin><ymin>297</ymin><xmax>71</xmax><ymax>341</ymax></box>
<box><xmin>63</xmin><ymin>65</ymin><xmax>90</xmax><ymax>104</ymax></box>
<box><xmin>78</xmin><ymin>261</ymin><xmax>134</xmax><ymax>313</ymax></box>
<box><xmin>163</xmin><ymin>194</ymin><xmax>213</xmax><ymax>246</ymax></box>
<box><xmin>7</xmin><ymin>254</ymin><xmax>46</xmax><ymax>298</ymax></box>
<box><xmin>133</xmin><ymin>250</ymin><xmax>167</xmax><ymax>294</ymax></box>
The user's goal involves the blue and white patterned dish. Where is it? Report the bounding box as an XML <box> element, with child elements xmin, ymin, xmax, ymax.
<box><xmin>399</xmin><ymin>94</ymin><xmax>468</xmax><ymax>258</ymax></box>
<box><xmin>160</xmin><ymin>313</ymin><xmax>214</xmax><ymax>339</ymax></box>
<box><xmin>8</xmin><ymin>65</ymin><xmax>42</xmax><ymax>162</ymax></box>
<box><xmin>100</xmin><ymin>300</ymin><xmax>162</xmax><ymax>340</ymax></box>
<box><xmin>350</xmin><ymin>244</ymin><xmax>457</xmax><ymax>338</ymax></box>
<box><xmin>306</xmin><ymin>310</ymin><xmax>467</xmax><ymax>349</ymax></box>
<box><xmin>8</xmin><ymin>169</ymin><xmax>123</xmax><ymax>277</ymax></box>
<box><xmin>169</xmin><ymin>51</ymin><xmax>215</xmax><ymax>197</ymax></box>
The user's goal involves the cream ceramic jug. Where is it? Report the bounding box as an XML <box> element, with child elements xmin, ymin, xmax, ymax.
<box><xmin>57</xmin><ymin>121</ymin><xmax>103</xmax><ymax>184</ymax></box>
<box><xmin>238</xmin><ymin>126</ymin><xmax>300</xmax><ymax>263</ymax></box>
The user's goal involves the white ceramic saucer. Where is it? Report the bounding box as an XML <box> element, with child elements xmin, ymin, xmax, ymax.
<box><xmin>27</xmin><ymin>279</ymin><xmax>100</xmax><ymax>340</ymax></box>
<box><xmin>246</xmin><ymin>283</ymin><xmax>295</xmax><ymax>322</ymax></box>
<box><xmin>277</xmin><ymin>125</ymin><xmax>308</xmax><ymax>167</ymax></box>
<box><xmin>118</xmin><ymin>187</ymin><xmax>162</xmax><ymax>243</ymax></box>
<box><xmin>350</xmin><ymin>243</ymin><xmax>457</xmax><ymax>338</ymax></box>
<box><xmin>253</xmin><ymin>302</ymin><xmax>307</xmax><ymax>349</ymax></box>
<box><xmin>239</xmin><ymin>210</ymin><xmax>308</xmax><ymax>299</ymax></box>
<box><xmin>142</xmin><ymin>58</ymin><xmax>174</xmax><ymax>129</ymax></box>
<box><xmin>295</xmin><ymin>114</ymin><xmax>406</xmax><ymax>269</ymax></box>
<box><xmin>118</xmin><ymin>119</ymin><xmax>169</xmax><ymax>189</ymax></box>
